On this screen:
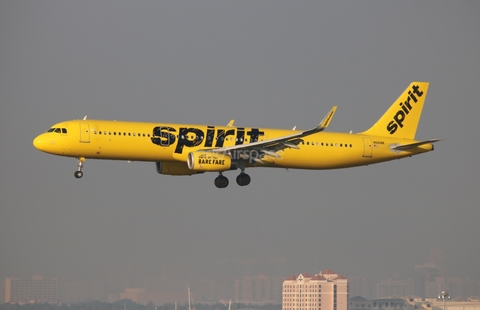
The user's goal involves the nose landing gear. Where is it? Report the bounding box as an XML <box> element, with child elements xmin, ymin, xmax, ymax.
<box><xmin>74</xmin><ymin>157</ymin><xmax>85</xmax><ymax>178</ymax></box>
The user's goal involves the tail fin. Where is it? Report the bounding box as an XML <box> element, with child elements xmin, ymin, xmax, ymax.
<box><xmin>361</xmin><ymin>82</ymin><xmax>429</xmax><ymax>139</ymax></box>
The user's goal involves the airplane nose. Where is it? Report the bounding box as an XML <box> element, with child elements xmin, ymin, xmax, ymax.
<box><xmin>33</xmin><ymin>134</ymin><xmax>50</xmax><ymax>152</ymax></box>
<box><xmin>33</xmin><ymin>135</ymin><xmax>42</xmax><ymax>150</ymax></box>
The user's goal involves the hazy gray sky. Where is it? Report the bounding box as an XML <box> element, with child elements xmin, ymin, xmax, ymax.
<box><xmin>1</xmin><ymin>0</ymin><xmax>479</xmax><ymax>300</ymax></box>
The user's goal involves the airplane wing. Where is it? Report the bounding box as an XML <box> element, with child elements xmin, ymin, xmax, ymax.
<box><xmin>206</xmin><ymin>106</ymin><xmax>337</xmax><ymax>163</ymax></box>
<box><xmin>391</xmin><ymin>139</ymin><xmax>442</xmax><ymax>151</ymax></box>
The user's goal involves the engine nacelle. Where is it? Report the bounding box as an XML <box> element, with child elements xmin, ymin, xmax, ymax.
<box><xmin>156</xmin><ymin>161</ymin><xmax>202</xmax><ymax>175</ymax></box>
<box><xmin>187</xmin><ymin>151</ymin><xmax>233</xmax><ymax>171</ymax></box>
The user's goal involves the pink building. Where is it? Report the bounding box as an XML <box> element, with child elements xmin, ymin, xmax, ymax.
<box><xmin>283</xmin><ymin>269</ymin><xmax>348</xmax><ymax>310</ymax></box>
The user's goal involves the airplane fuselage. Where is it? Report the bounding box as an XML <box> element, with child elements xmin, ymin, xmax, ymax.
<box><xmin>34</xmin><ymin>119</ymin><xmax>432</xmax><ymax>169</ymax></box>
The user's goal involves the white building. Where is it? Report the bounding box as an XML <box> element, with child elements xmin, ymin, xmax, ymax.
<box><xmin>283</xmin><ymin>269</ymin><xmax>348</xmax><ymax>310</ymax></box>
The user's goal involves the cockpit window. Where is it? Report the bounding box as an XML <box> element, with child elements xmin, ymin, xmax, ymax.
<box><xmin>47</xmin><ymin>127</ymin><xmax>67</xmax><ymax>134</ymax></box>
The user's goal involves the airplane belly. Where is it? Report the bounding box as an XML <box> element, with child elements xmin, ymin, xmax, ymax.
<box><xmin>273</xmin><ymin>146</ymin><xmax>369</xmax><ymax>169</ymax></box>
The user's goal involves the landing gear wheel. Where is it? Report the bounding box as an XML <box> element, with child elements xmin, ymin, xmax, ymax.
<box><xmin>236</xmin><ymin>173</ymin><xmax>251</xmax><ymax>186</ymax></box>
<box><xmin>75</xmin><ymin>157</ymin><xmax>85</xmax><ymax>179</ymax></box>
<box><xmin>214</xmin><ymin>175</ymin><xmax>229</xmax><ymax>188</ymax></box>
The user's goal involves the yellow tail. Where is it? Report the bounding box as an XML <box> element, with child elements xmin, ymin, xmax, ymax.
<box><xmin>361</xmin><ymin>82</ymin><xmax>429</xmax><ymax>139</ymax></box>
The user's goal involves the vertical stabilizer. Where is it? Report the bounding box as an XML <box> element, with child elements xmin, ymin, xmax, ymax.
<box><xmin>361</xmin><ymin>82</ymin><xmax>429</xmax><ymax>139</ymax></box>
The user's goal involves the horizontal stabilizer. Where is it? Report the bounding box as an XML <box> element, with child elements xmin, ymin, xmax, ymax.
<box><xmin>391</xmin><ymin>139</ymin><xmax>441</xmax><ymax>151</ymax></box>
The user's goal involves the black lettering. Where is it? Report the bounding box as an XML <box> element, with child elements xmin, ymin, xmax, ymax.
<box><xmin>236</xmin><ymin>128</ymin><xmax>245</xmax><ymax>145</ymax></box>
<box><xmin>408</xmin><ymin>91</ymin><xmax>417</xmax><ymax>103</ymax></box>
<box><xmin>205</xmin><ymin>126</ymin><xmax>215</xmax><ymax>147</ymax></box>
<box><xmin>214</xmin><ymin>128</ymin><xmax>235</xmax><ymax>147</ymax></box>
<box><xmin>387</xmin><ymin>121</ymin><xmax>398</xmax><ymax>134</ymax></box>
<box><xmin>215</xmin><ymin>129</ymin><xmax>226</xmax><ymax>147</ymax></box>
<box><xmin>393</xmin><ymin>110</ymin><xmax>406</xmax><ymax>128</ymax></box>
<box><xmin>246</xmin><ymin>128</ymin><xmax>265</xmax><ymax>142</ymax></box>
<box><xmin>225</xmin><ymin>129</ymin><xmax>235</xmax><ymax>144</ymax></box>
<box><xmin>400</xmin><ymin>102</ymin><xmax>410</xmax><ymax>114</ymax></box>
<box><xmin>412</xmin><ymin>84</ymin><xmax>423</xmax><ymax>99</ymax></box>
<box><xmin>175</xmin><ymin>127</ymin><xmax>204</xmax><ymax>154</ymax></box>
<box><xmin>151</xmin><ymin>126</ymin><xmax>176</xmax><ymax>146</ymax></box>
<box><xmin>403</xmin><ymin>96</ymin><xmax>412</xmax><ymax>110</ymax></box>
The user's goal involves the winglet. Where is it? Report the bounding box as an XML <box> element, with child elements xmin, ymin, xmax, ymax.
<box><xmin>227</xmin><ymin>120</ymin><xmax>235</xmax><ymax>127</ymax></box>
<box><xmin>318</xmin><ymin>106</ymin><xmax>337</xmax><ymax>129</ymax></box>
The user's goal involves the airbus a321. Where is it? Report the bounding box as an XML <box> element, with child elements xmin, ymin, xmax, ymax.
<box><xmin>33</xmin><ymin>82</ymin><xmax>440</xmax><ymax>188</ymax></box>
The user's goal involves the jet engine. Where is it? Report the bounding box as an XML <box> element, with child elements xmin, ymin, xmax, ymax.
<box><xmin>156</xmin><ymin>161</ymin><xmax>202</xmax><ymax>175</ymax></box>
<box><xmin>187</xmin><ymin>151</ymin><xmax>233</xmax><ymax>171</ymax></box>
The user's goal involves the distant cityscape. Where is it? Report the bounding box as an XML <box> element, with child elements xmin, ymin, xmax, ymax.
<box><xmin>3</xmin><ymin>249</ymin><xmax>479</xmax><ymax>305</ymax></box>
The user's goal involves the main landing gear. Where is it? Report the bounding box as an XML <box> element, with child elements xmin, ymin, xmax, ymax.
<box><xmin>74</xmin><ymin>157</ymin><xmax>85</xmax><ymax>178</ymax></box>
<box><xmin>214</xmin><ymin>171</ymin><xmax>251</xmax><ymax>188</ymax></box>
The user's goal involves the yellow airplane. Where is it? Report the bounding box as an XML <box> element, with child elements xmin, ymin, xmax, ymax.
<box><xmin>33</xmin><ymin>82</ymin><xmax>440</xmax><ymax>188</ymax></box>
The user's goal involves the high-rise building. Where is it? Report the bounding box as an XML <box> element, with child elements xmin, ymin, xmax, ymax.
<box><xmin>448</xmin><ymin>277</ymin><xmax>479</xmax><ymax>299</ymax></box>
<box><xmin>235</xmin><ymin>274</ymin><xmax>282</xmax><ymax>303</ymax></box>
<box><xmin>428</xmin><ymin>249</ymin><xmax>446</xmax><ymax>276</ymax></box>
<box><xmin>348</xmin><ymin>277</ymin><xmax>372</xmax><ymax>299</ymax></box>
<box><xmin>5</xmin><ymin>276</ymin><xmax>58</xmax><ymax>304</ymax></box>
<box><xmin>414</xmin><ymin>263</ymin><xmax>441</xmax><ymax>299</ymax></box>
<box><xmin>282</xmin><ymin>269</ymin><xmax>348</xmax><ymax>310</ymax></box>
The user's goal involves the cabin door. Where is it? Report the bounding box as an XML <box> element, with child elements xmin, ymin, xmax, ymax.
<box><xmin>79</xmin><ymin>123</ymin><xmax>90</xmax><ymax>143</ymax></box>
<box><xmin>362</xmin><ymin>137</ymin><xmax>373</xmax><ymax>158</ymax></box>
